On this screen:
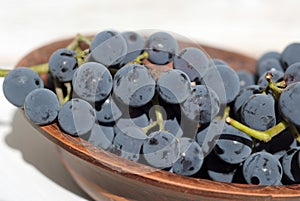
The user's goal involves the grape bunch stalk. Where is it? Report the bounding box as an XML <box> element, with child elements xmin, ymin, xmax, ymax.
<box><xmin>1</xmin><ymin>30</ymin><xmax>300</xmax><ymax>186</ymax></box>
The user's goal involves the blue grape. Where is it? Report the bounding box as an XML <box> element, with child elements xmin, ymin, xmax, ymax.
<box><xmin>281</xmin><ymin>43</ymin><xmax>300</xmax><ymax>69</ymax></box>
<box><xmin>143</xmin><ymin>131</ymin><xmax>179</xmax><ymax>169</ymax></box>
<box><xmin>24</xmin><ymin>88</ymin><xmax>60</xmax><ymax>125</ymax></box>
<box><xmin>243</xmin><ymin>151</ymin><xmax>282</xmax><ymax>185</ymax></box>
<box><xmin>157</xmin><ymin>69</ymin><xmax>191</xmax><ymax>104</ymax></box>
<box><xmin>172</xmin><ymin>137</ymin><xmax>204</xmax><ymax>176</ymax></box>
<box><xmin>145</xmin><ymin>32</ymin><xmax>178</xmax><ymax>65</ymax></box>
<box><xmin>173</xmin><ymin>47</ymin><xmax>209</xmax><ymax>82</ymax></box>
<box><xmin>279</xmin><ymin>82</ymin><xmax>300</xmax><ymax>127</ymax></box>
<box><xmin>284</xmin><ymin>62</ymin><xmax>300</xmax><ymax>86</ymax></box>
<box><xmin>256</xmin><ymin>58</ymin><xmax>283</xmax><ymax>77</ymax></box>
<box><xmin>72</xmin><ymin>62</ymin><xmax>112</xmax><ymax>103</ymax></box>
<box><xmin>3</xmin><ymin>67</ymin><xmax>44</xmax><ymax>107</ymax></box>
<box><xmin>113</xmin><ymin>64</ymin><xmax>155</xmax><ymax>107</ymax></box>
<box><xmin>48</xmin><ymin>48</ymin><xmax>78</xmax><ymax>82</ymax></box>
<box><xmin>58</xmin><ymin>98</ymin><xmax>96</xmax><ymax>136</ymax></box>
<box><xmin>95</xmin><ymin>96</ymin><xmax>122</xmax><ymax>124</ymax></box>
<box><xmin>236</xmin><ymin>70</ymin><xmax>255</xmax><ymax>89</ymax></box>
<box><xmin>281</xmin><ymin>147</ymin><xmax>300</xmax><ymax>183</ymax></box>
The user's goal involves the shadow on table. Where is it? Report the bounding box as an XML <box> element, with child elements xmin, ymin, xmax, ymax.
<box><xmin>5</xmin><ymin>109</ymin><xmax>92</xmax><ymax>200</ymax></box>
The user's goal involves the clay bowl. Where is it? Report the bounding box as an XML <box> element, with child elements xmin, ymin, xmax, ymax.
<box><xmin>16</xmin><ymin>37</ymin><xmax>300</xmax><ymax>201</ymax></box>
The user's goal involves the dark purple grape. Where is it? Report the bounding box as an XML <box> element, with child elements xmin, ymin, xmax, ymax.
<box><xmin>279</xmin><ymin>82</ymin><xmax>300</xmax><ymax>127</ymax></box>
<box><xmin>48</xmin><ymin>48</ymin><xmax>78</xmax><ymax>82</ymax></box>
<box><xmin>281</xmin><ymin>43</ymin><xmax>300</xmax><ymax>70</ymax></box>
<box><xmin>281</xmin><ymin>147</ymin><xmax>300</xmax><ymax>183</ymax></box>
<box><xmin>72</xmin><ymin>62</ymin><xmax>112</xmax><ymax>103</ymax></box>
<box><xmin>119</xmin><ymin>31</ymin><xmax>145</xmax><ymax>65</ymax></box>
<box><xmin>181</xmin><ymin>85</ymin><xmax>220</xmax><ymax>124</ymax></box>
<box><xmin>58</xmin><ymin>98</ymin><xmax>96</xmax><ymax>136</ymax></box>
<box><xmin>243</xmin><ymin>151</ymin><xmax>282</xmax><ymax>185</ymax></box>
<box><xmin>95</xmin><ymin>96</ymin><xmax>122</xmax><ymax>124</ymax></box>
<box><xmin>256</xmin><ymin>58</ymin><xmax>283</xmax><ymax>77</ymax></box>
<box><xmin>172</xmin><ymin>137</ymin><xmax>204</xmax><ymax>176</ymax></box>
<box><xmin>24</xmin><ymin>88</ymin><xmax>60</xmax><ymax>125</ymax></box>
<box><xmin>143</xmin><ymin>131</ymin><xmax>179</xmax><ymax>169</ymax></box>
<box><xmin>113</xmin><ymin>64</ymin><xmax>155</xmax><ymax>107</ymax></box>
<box><xmin>284</xmin><ymin>62</ymin><xmax>300</xmax><ymax>86</ymax></box>
<box><xmin>157</xmin><ymin>69</ymin><xmax>191</xmax><ymax>104</ymax></box>
<box><xmin>3</xmin><ymin>67</ymin><xmax>44</xmax><ymax>107</ymax></box>
<box><xmin>173</xmin><ymin>47</ymin><xmax>209</xmax><ymax>82</ymax></box>
<box><xmin>236</xmin><ymin>70</ymin><xmax>255</xmax><ymax>89</ymax></box>
<box><xmin>145</xmin><ymin>32</ymin><xmax>178</xmax><ymax>65</ymax></box>
<box><xmin>88</xmin><ymin>30</ymin><xmax>127</xmax><ymax>66</ymax></box>
<box><xmin>241</xmin><ymin>94</ymin><xmax>276</xmax><ymax>131</ymax></box>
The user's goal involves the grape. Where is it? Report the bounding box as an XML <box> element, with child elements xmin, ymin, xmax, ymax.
<box><xmin>257</xmin><ymin>69</ymin><xmax>284</xmax><ymax>89</ymax></box>
<box><xmin>279</xmin><ymin>82</ymin><xmax>300</xmax><ymax>127</ymax></box>
<box><xmin>281</xmin><ymin>147</ymin><xmax>300</xmax><ymax>183</ymax></box>
<box><xmin>201</xmin><ymin>64</ymin><xmax>240</xmax><ymax>104</ymax></box>
<box><xmin>111</xmin><ymin>126</ymin><xmax>147</xmax><ymax>162</ymax></box>
<box><xmin>24</xmin><ymin>88</ymin><xmax>60</xmax><ymax>125</ymax></box>
<box><xmin>256</xmin><ymin>58</ymin><xmax>284</xmax><ymax>77</ymax></box>
<box><xmin>257</xmin><ymin>51</ymin><xmax>281</xmax><ymax>65</ymax></box>
<box><xmin>210</xmin><ymin>58</ymin><xmax>228</xmax><ymax>66</ymax></box>
<box><xmin>241</xmin><ymin>94</ymin><xmax>276</xmax><ymax>131</ymax></box>
<box><xmin>58</xmin><ymin>98</ymin><xmax>96</xmax><ymax>136</ymax></box>
<box><xmin>82</xmin><ymin>123</ymin><xmax>114</xmax><ymax>150</ymax></box>
<box><xmin>233</xmin><ymin>85</ymin><xmax>264</xmax><ymax>116</ymax></box>
<box><xmin>145</xmin><ymin>31</ymin><xmax>178</xmax><ymax>65</ymax></box>
<box><xmin>48</xmin><ymin>48</ymin><xmax>78</xmax><ymax>82</ymax></box>
<box><xmin>119</xmin><ymin>31</ymin><xmax>145</xmax><ymax>65</ymax></box>
<box><xmin>281</xmin><ymin>43</ymin><xmax>300</xmax><ymax>69</ymax></box>
<box><xmin>173</xmin><ymin>47</ymin><xmax>209</xmax><ymax>82</ymax></box>
<box><xmin>72</xmin><ymin>62</ymin><xmax>112</xmax><ymax>103</ymax></box>
<box><xmin>143</xmin><ymin>131</ymin><xmax>179</xmax><ymax>169</ymax></box>
<box><xmin>284</xmin><ymin>62</ymin><xmax>300</xmax><ymax>86</ymax></box>
<box><xmin>236</xmin><ymin>70</ymin><xmax>255</xmax><ymax>89</ymax></box>
<box><xmin>157</xmin><ymin>69</ymin><xmax>191</xmax><ymax>104</ymax></box>
<box><xmin>243</xmin><ymin>151</ymin><xmax>282</xmax><ymax>185</ymax></box>
<box><xmin>181</xmin><ymin>85</ymin><xmax>220</xmax><ymax>124</ymax></box>
<box><xmin>3</xmin><ymin>67</ymin><xmax>44</xmax><ymax>107</ymax></box>
<box><xmin>172</xmin><ymin>137</ymin><xmax>204</xmax><ymax>176</ymax></box>
<box><xmin>113</xmin><ymin>64</ymin><xmax>155</xmax><ymax>107</ymax></box>
<box><xmin>213</xmin><ymin>124</ymin><xmax>252</xmax><ymax>164</ymax></box>
<box><xmin>95</xmin><ymin>96</ymin><xmax>122</xmax><ymax>124</ymax></box>
<box><xmin>88</xmin><ymin>30</ymin><xmax>127</xmax><ymax>66</ymax></box>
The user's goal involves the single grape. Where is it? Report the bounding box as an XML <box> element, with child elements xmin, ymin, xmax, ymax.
<box><xmin>3</xmin><ymin>67</ymin><xmax>44</xmax><ymax>107</ymax></box>
<box><xmin>82</xmin><ymin>123</ymin><xmax>115</xmax><ymax>150</ymax></box>
<box><xmin>281</xmin><ymin>147</ymin><xmax>300</xmax><ymax>183</ymax></box>
<box><xmin>72</xmin><ymin>62</ymin><xmax>112</xmax><ymax>103</ymax></box>
<box><xmin>95</xmin><ymin>96</ymin><xmax>122</xmax><ymax>124</ymax></box>
<box><xmin>279</xmin><ymin>82</ymin><xmax>300</xmax><ymax>127</ymax></box>
<box><xmin>281</xmin><ymin>43</ymin><xmax>300</xmax><ymax>70</ymax></box>
<box><xmin>58</xmin><ymin>98</ymin><xmax>96</xmax><ymax>136</ymax></box>
<box><xmin>241</xmin><ymin>94</ymin><xmax>276</xmax><ymax>131</ymax></box>
<box><xmin>256</xmin><ymin>58</ymin><xmax>284</xmax><ymax>77</ymax></box>
<box><xmin>173</xmin><ymin>47</ymin><xmax>209</xmax><ymax>82</ymax></box>
<box><xmin>24</xmin><ymin>88</ymin><xmax>60</xmax><ymax>125</ymax></box>
<box><xmin>48</xmin><ymin>48</ymin><xmax>78</xmax><ymax>82</ymax></box>
<box><xmin>284</xmin><ymin>62</ymin><xmax>300</xmax><ymax>86</ymax></box>
<box><xmin>201</xmin><ymin>64</ymin><xmax>240</xmax><ymax>104</ymax></box>
<box><xmin>143</xmin><ymin>131</ymin><xmax>179</xmax><ymax>169</ymax></box>
<box><xmin>111</xmin><ymin>126</ymin><xmax>147</xmax><ymax>161</ymax></box>
<box><xmin>257</xmin><ymin>51</ymin><xmax>281</xmax><ymax>65</ymax></box>
<box><xmin>157</xmin><ymin>69</ymin><xmax>191</xmax><ymax>104</ymax></box>
<box><xmin>243</xmin><ymin>151</ymin><xmax>282</xmax><ymax>185</ymax></box>
<box><xmin>172</xmin><ymin>137</ymin><xmax>204</xmax><ymax>176</ymax></box>
<box><xmin>181</xmin><ymin>85</ymin><xmax>220</xmax><ymax>124</ymax></box>
<box><xmin>145</xmin><ymin>31</ymin><xmax>178</xmax><ymax>65</ymax></box>
<box><xmin>113</xmin><ymin>64</ymin><xmax>155</xmax><ymax>107</ymax></box>
<box><xmin>88</xmin><ymin>30</ymin><xmax>127</xmax><ymax>66</ymax></box>
<box><xmin>119</xmin><ymin>31</ymin><xmax>145</xmax><ymax>65</ymax></box>
<box><xmin>236</xmin><ymin>70</ymin><xmax>255</xmax><ymax>89</ymax></box>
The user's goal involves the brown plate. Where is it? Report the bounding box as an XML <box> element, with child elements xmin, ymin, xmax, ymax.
<box><xmin>15</xmin><ymin>37</ymin><xmax>300</xmax><ymax>201</ymax></box>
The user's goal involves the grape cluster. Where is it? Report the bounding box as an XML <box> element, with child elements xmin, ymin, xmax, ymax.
<box><xmin>2</xmin><ymin>30</ymin><xmax>300</xmax><ymax>186</ymax></box>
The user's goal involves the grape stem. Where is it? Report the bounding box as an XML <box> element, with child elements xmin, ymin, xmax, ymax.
<box><xmin>67</xmin><ymin>33</ymin><xmax>92</xmax><ymax>50</ymax></box>
<box><xmin>128</xmin><ymin>51</ymin><xmax>149</xmax><ymax>65</ymax></box>
<box><xmin>0</xmin><ymin>63</ymin><xmax>49</xmax><ymax>77</ymax></box>
<box><xmin>266</xmin><ymin>72</ymin><xmax>283</xmax><ymax>100</ymax></box>
<box><xmin>226</xmin><ymin>117</ymin><xmax>289</xmax><ymax>142</ymax></box>
<box><xmin>53</xmin><ymin>78</ymin><xmax>65</xmax><ymax>105</ymax></box>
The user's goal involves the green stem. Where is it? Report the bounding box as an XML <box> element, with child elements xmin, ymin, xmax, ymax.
<box><xmin>127</xmin><ymin>51</ymin><xmax>149</xmax><ymax>65</ymax></box>
<box><xmin>226</xmin><ymin>117</ymin><xmax>289</xmax><ymax>142</ymax></box>
<box><xmin>63</xmin><ymin>82</ymin><xmax>72</xmax><ymax>103</ymax></box>
<box><xmin>29</xmin><ymin>63</ymin><xmax>49</xmax><ymax>74</ymax></box>
<box><xmin>141</xmin><ymin>121</ymin><xmax>158</xmax><ymax>134</ymax></box>
<box><xmin>266</xmin><ymin>72</ymin><xmax>283</xmax><ymax>100</ymax></box>
<box><xmin>54</xmin><ymin>78</ymin><xmax>65</xmax><ymax>105</ymax></box>
<box><xmin>77</xmin><ymin>33</ymin><xmax>92</xmax><ymax>46</ymax></box>
<box><xmin>155</xmin><ymin>105</ymin><xmax>165</xmax><ymax>131</ymax></box>
<box><xmin>0</xmin><ymin>69</ymin><xmax>10</xmax><ymax>77</ymax></box>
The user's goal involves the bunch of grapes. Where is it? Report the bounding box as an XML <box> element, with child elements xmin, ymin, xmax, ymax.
<box><xmin>1</xmin><ymin>30</ymin><xmax>300</xmax><ymax>186</ymax></box>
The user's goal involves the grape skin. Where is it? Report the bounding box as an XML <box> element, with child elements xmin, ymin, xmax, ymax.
<box><xmin>24</xmin><ymin>88</ymin><xmax>60</xmax><ymax>125</ymax></box>
<box><xmin>284</xmin><ymin>62</ymin><xmax>300</xmax><ymax>86</ymax></box>
<box><xmin>3</xmin><ymin>67</ymin><xmax>44</xmax><ymax>107</ymax></box>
